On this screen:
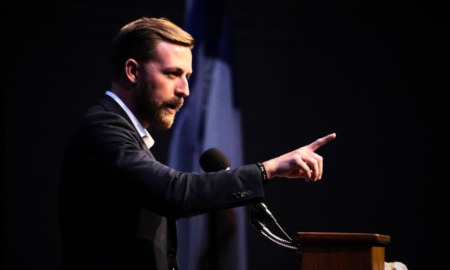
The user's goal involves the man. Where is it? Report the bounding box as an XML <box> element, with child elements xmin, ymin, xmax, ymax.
<box><xmin>58</xmin><ymin>17</ymin><xmax>336</xmax><ymax>270</ymax></box>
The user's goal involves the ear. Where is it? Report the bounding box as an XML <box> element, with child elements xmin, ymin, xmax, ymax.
<box><xmin>124</xmin><ymin>59</ymin><xmax>140</xmax><ymax>84</ymax></box>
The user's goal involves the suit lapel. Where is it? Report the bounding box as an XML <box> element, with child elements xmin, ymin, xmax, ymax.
<box><xmin>97</xmin><ymin>95</ymin><xmax>156</xmax><ymax>159</ymax></box>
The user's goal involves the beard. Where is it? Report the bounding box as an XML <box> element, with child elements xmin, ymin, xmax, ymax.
<box><xmin>134</xmin><ymin>72</ymin><xmax>184</xmax><ymax>130</ymax></box>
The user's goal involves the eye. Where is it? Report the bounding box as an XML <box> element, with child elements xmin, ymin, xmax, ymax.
<box><xmin>164</xmin><ymin>69</ymin><xmax>191</xmax><ymax>80</ymax></box>
<box><xmin>167</xmin><ymin>71</ymin><xmax>179</xmax><ymax>78</ymax></box>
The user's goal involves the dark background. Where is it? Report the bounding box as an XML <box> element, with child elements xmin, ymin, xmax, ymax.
<box><xmin>1</xmin><ymin>1</ymin><xmax>448</xmax><ymax>269</ymax></box>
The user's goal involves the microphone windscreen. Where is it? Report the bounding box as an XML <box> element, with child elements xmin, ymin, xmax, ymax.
<box><xmin>199</xmin><ymin>148</ymin><xmax>231</xmax><ymax>172</ymax></box>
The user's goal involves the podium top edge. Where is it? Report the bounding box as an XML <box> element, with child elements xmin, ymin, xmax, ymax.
<box><xmin>296</xmin><ymin>232</ymin><xmax>391</xmax><ymax>245</ymax></box>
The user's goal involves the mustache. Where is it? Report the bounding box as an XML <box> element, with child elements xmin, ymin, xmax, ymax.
<box><xmin>164</xmin><ymin>96</ymin><xmax>184</xmax><ymax>111</ymax></box>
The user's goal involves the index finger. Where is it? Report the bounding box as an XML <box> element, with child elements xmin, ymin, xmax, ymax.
<box><xmin>308</xmin><ymin>133</ymin><xmax>337</xmax><ymax>151</ymax></box>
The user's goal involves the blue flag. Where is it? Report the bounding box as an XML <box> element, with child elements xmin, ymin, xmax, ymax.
<box><xmin>168</xmin><ymin>0</ymin><xmax>247</xmax><ymax>269</ymax></box>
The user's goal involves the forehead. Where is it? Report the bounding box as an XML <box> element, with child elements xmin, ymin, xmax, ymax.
<box><xmin>151</xmin><ymin>41</ymin><xmax>192</xmax><ymax>72</ymax></box>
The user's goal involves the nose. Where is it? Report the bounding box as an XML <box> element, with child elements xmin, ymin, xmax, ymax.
<box><xmin>176</xmin><ymin>77</ymin><xmax>190</xmax><ymax>97</ymax></box>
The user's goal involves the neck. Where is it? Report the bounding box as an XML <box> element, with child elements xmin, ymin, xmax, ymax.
<box><xmin>111</xmin><ymin>82</ymin><xmax>133</xmax><ymax>109</ymax></box>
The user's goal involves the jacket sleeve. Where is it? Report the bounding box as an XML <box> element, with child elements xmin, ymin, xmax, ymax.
<box><xmin>63</xmin><ymin>110</ymin><xmax>265</xmax><ymax>219</ymax></box>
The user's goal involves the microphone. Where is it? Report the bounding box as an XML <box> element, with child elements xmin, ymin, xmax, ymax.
<box><xmin>199</xmin><ymin>147</ymin><xmax>231</xmax><ymax>172</ymax></box>
<box><xmin>199</xmin><ymin>148</ymin><xmax>278</xmax><ymax>224</ymax></box>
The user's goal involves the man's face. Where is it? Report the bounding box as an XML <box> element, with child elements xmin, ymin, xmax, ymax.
<box><xmin>134</xmin><ymin>41</ymin><xmax>192</xmax><ymax>130</ymax></box>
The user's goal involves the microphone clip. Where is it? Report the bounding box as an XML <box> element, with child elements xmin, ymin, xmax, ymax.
<box><xmin>249</xmin><ymin>203</ymin><xmax>299</xmax><ymax>251</ymax></box>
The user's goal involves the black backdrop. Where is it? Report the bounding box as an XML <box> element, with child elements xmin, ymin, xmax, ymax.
<box><xmin>2</xmin><ymin>1</ymin><xmax>448</xmax><ymax>269</ymax></box>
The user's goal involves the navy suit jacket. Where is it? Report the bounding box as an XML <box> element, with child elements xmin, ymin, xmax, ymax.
<box><xmin>58</xmin><ymin>95</ymin><xmax>265</xmax><ymax>270</ymax></box>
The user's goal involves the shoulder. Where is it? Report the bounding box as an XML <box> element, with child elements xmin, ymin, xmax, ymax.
<box><xmin>66</xmin><ymin>104</ymin><xmax>140</xmax><ymax>153</ymax></box>
<box><xmin>77</xmin><ymin>95</ymin><xmax>135</xmax><ymax>135</ymax></box>
<box><xmin>77</xmin><ymin>110</ymin><xmax>138</xmax><ymax>142</ymax></box>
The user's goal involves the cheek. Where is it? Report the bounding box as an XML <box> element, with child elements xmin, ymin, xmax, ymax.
<box><xmin>152</xmin><ymin>79</ymin><xmax>174</xmax><ymax>99</ymax></box>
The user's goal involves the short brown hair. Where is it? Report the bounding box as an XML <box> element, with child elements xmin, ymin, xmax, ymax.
<box><xmin>111</xmin><ymin>17</ymin><xmax>194</xmax><ymax>80</ymax></box>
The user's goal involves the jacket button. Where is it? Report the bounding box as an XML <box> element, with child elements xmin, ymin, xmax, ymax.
<box><xmin>168</xmin><ymin>249</ymin><xmax>176</xmax><ymax>257</ymax></box>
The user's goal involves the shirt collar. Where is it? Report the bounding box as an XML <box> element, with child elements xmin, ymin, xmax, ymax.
<box><xmin>105</xmin><ymin>90</ymin><xmax>155</xmax><ymax>148</ymax></box>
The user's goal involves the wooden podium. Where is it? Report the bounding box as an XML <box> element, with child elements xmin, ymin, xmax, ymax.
<box><xmin>296</xmin><ymin>232</ymin><xmax>390</xmax><ymax>270</ymax></box>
